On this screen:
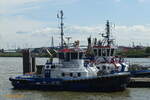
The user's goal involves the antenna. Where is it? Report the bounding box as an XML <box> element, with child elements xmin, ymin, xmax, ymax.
<box><xmin>57</xmin><ymin>10</ymin><xmax>64</xmax><ymax>48</ymax></box>
<box><xmin>100</xmin><ymin>20</ymin><xmax>114</xmax><ymax>46</ymax></box>
<box><xmin>51</xmin><ymin>36</ymin><xmax>54</xmax><ymax>48</ymax></box>
<box><xmin>65</xmin><ymin>36</ymin><xmax>72</xmax><ymax>48</ymax></box>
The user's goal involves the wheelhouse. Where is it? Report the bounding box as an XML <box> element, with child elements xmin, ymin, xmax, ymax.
<box><xmin>58</xmin><ymin>48</ymin><xmax>84</xmax><ymax>61</ymax></box>
<box><xmin>93</xmin><ymin>46</ymin><xmax>116</xmax><ymax>57</ymax></box>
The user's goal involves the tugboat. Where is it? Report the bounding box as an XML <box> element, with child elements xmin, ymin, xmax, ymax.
<box><xmin>9</xmin><ymin>46</ymin><xmax>129</xmax><ymax>91</ymax></box>
<box><xmin>86</xmin><ymin>20</ymin><xmax>129</xmax><ymax>74</ymax></box>
<box><xmin>9</xmin><ymin>11</ymin><xmax>130</xmax><ymax>91</ymax></box>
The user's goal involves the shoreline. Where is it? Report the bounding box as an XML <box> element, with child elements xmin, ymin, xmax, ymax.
<box><xmin>0</xmin><ymin>53</ymin><xmax>50</xmax><ymax>58</ymax></box>
<box><xmin>0</xmin><ymin>55</ymin><xmax>150</xmax><ymax>58</ymax></box>
<box><xmin>0</xmin><ymin>52</ymin><xmax>150</xmax><ymax>58</ymax></box>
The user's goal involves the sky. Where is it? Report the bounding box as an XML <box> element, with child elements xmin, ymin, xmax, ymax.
<box><xmin>0</xmin><ymin>0</ymin><xmax>150</xmax><ymax>49</ymax></box>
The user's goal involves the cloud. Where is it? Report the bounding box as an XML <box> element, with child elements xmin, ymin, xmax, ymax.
<box><xmin>1</xmin><ymin>15</ymin><xmax>150</xmax><ymax>49</ymax></box>
<box><xmin>0</xmin><ymin>16</ymin><xmax>50</xmax><ymax>49</ymax></box>
<box><xmin>0</xmin><ymin>0</ymin><xmax>149</xmax><ymax>50</ymax></box>
<box><xmin>1</xmin><ymin>0</ymin><xmax>150</xmax><ymax>48</ymax></box>
<box><xmin>114</xmin><ymin>24</ymin><xmax>150</xmax><ymax>46</ymax></box>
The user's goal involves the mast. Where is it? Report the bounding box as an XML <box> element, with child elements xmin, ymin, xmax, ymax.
<box><xmin>57</xmin><ymin>10</ymin><xmax>64</xmax><ymax>48</ymax></box>
<box><xmin>106</xmin><ymin>20</ymin><xmax>110</xmax><ymax>46</ymax></box>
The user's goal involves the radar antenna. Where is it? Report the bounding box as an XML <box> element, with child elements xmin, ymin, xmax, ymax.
<box><xmin>57</xmin><ymin>10</ymin><xmax>64</xmax><ymax>48</ymax></box>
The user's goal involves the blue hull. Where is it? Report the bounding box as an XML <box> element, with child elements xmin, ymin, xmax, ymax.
<box><xmin>130</xmin><ymin>70</ymin><xmax>150</xmax><ymax>77</ymax></box>
<box><xmin>9</xmin><ymin>72</ymin><xmax>130</xmax><ymax>92</ymax></box>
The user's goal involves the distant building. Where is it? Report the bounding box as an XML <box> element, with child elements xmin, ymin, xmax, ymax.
<box><xmin>4</xmin><ymin>49</ymin><xmax>17</xmax><ymax>53</ymax></box>
<box><xmin>118</xmin><ymin>45</ymin><xmax>145</xmax><ymax>52</ymax></box>
<box><xmin>0</xmin><ymin>49</ymin><xmax>4</xmax><ymax>53</ymax></box>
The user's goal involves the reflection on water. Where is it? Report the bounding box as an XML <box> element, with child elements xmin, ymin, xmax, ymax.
<box><xmin>2</xmin><ymin>89</ymin><xmax>131</xmax><ymax>100</ymax></box>
<box><xmin>0</xmin><ymin>57</ymin><xmax>150</xmax><ymax>100</ymax></box>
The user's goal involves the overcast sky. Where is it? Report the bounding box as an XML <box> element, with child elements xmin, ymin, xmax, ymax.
<box><xmin>0</xmin><ymin>0</ymin><xmax>150</xmax><ymax>49</ymax></box>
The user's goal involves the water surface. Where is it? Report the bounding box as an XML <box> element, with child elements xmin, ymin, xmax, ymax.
<box><xmin>0</xmin><ymin>57</ymin><xmax>150</xmax><ymax>100</ymax></box>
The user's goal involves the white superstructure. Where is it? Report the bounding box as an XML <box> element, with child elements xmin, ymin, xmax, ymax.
<box><xmin>43</xmin><ymin>47</ymin><xmax>98</xmax><ymax>79</ymax></box>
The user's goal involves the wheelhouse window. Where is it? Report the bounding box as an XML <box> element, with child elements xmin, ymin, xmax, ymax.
<box><xmin>98</xmin><ymin>49</ymin><xmax>101</xmax><ymax>56</ymax></box>
<box><xmin>107</xmin><ymin>49</ymin><xmax>110</xmax><ymax>56</ymax></box>
<box><xmin>59</xmin><ymin>53</ymin><xmax>64</xmax><ymax>59</ymax></box>
<box><xmin>71</xmin><ymin>52</ymin><xmax>78</xmax><ymax>59</ymax></box>
<box><xmin>65</xmin><ymin>53</ymin><xmax>70</xmax><ymax>61</ymax></box>
<box><xmin>111</xmin><ymin>49</ymin><xmax>114</xmax><ymax>56</ymax></box>
<box><xmin>79</xmin><ymin>52</ymin><xmax>83</xmax><ymax>59</ymax></box>
<box><xmin>102</xmin><ymin>49</ymin><xmax>106</xmax><ymax>56</ymax></box>
<box><xmin>94</xmin><ymin>49</ymin><xmax>97</xmax><ymax>56</ymax></box>
<box><xmin>59</xmin><ymin>52</ymin><xmax>83</xmax><ymax>61</ymax></box>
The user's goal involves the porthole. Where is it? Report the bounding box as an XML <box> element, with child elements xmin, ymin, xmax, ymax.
<box><xmin>62</xmin><ymin>73</ymin><xmax>65</xmax><ymax>77</ymax></box>
<box><xmin>70</xmin><ymin>73</ymin><xmax>73</xmax><ymax>77</ymax></box>
<box><xmin>51</xmin><ymin>65</ymin><xmax>55</xmax><ymax>68</ymax></box>
<box><xmin>102</xmin><ymin>65</ymin><xmax>106</xmax><ymax>70</ymax></box>
<box><xmin>78</xmin><ymin>73</ymin><xmax>81</xmax><ymax>77</ymax></box>
<box><xmin>46</xmin><ymin>66</ymin><xmax>49</xmax><ymax>68</ymax></box>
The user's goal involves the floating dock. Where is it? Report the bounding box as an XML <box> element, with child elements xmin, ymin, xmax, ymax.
<box><xmin>128</xmin><ymin>77</ymin><xmax>150</xmax><ymax>88</ymax></box>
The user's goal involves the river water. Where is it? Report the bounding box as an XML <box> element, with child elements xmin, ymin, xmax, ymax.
<box><xmin>0</xmin><ymin>57</ymin><xmax>150</xmax><ymax>100</ymax></box>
